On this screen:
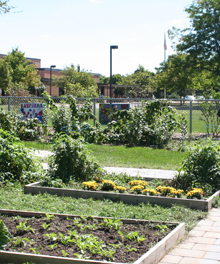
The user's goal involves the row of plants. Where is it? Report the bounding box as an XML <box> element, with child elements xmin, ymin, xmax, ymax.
<box><xmin>0</xmin><ymin>92</ymin><xmax>187</xmax><ymax>148</ymax></box>
<box><xmin>0</xmin><ymin>128</ymin><xmax>219</xmax><ymax>201</ymax></box>
<box><xmin>81</xmin><ymin>179</ymin><xmax>205</xmax><ymax>200</ymax></box>
<box><xmin>0</xmin><ymin>213</ymin><xmax>176</xmax><ymax>262</ymax></box>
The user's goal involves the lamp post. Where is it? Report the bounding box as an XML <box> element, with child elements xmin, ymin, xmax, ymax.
<box><xmin>110</xmin><ymin>45</ymin><xmax>118</xmax><ymax>99</ymax></box>
<box><xmin>50</xmin><ymin>65</ymin><xmax>56</xmax><ymax>96</ymax></box>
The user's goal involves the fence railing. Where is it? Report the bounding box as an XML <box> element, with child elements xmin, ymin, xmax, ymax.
<box><xmin>1</xmin><ymin>96</ymin><xmax>220</xmax><ymax>136</ymax></box>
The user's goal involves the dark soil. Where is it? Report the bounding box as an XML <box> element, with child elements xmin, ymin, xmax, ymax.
<box><xmin>0</xmin><ymin>214</ymin><xmax>177</xmax><ymax>263</ymax></box>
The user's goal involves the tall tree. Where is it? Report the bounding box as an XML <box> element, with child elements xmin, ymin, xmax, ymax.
<box><xmin>120</xmin><ymin>65</ymin><xmax>156</xmax><ymax>98</ymax></box>
<box><xmin>0</xmin><ymin>49</ymin><xmax>41</xmax><ymax>95</ymax></box>
<box><xmin>54</xmin><ymin>65</ymin><xmax>98</xmax><ymax>97</ymax></box>
<box><xmin>0</xmin><ymin>1</ymin><xmax>12</xmax><ymax>14</ymax></box>
<box><xmin>169</xmin><ymin>0</ymin><xmax>220</xmax><ymax>76</ymax></box>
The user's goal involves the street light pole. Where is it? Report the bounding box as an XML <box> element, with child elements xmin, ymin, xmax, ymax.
<box><xmin>110</xmin><ymin>45</ymin><xmax>118</xmax><ymax>99</ymax></box>
<box><xmin>50</xmin><ymin>65</ymin><xmax>56</xmax><ymax>96</ymax></box>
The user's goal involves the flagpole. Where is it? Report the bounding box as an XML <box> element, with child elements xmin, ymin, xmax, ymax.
<box><xmin>164</xmin><ymin>32</ymin><xmax>167</xmax><ymax>99</ymax></box>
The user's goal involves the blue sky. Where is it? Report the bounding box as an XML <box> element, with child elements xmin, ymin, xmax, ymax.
<box><xmin>1</xmin><ymin>0</ymin><xmax>193</xmax><ymax>76</ymax></box>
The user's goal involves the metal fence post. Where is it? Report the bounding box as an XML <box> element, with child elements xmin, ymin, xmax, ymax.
<box><xmin>93</xmin><ymin>98</ymin><xmax>96</xmax><ymax>125</ymax></box>
<box><xmin>190</xmin><ymin>100</ymin><xmax>192</xmax><ymax>134</ymax></box>
<box><xmin>8</xmin><ymin>97</ymin><xmax>11</xmax><ymax>112</ymax></box>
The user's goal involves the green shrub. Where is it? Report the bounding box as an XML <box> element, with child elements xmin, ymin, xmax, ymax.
<box><xmin>99</xmin><ymin>100</ymin><xmax>186</xmax><ymax>148</ymax></box>
<box><xmin>170</xmin><ymin>139</ymin><xmax>220</xmax><ymax>194</ymax></box>
<box><xmin>0</xmin><ymin>136</ymin><xmax>43</xmax><ymax>184</ymax></box>
<box><xmin>52</xmin><ymin>103</ymin><xmax>72</xmax><ymax>134</ymax></box>
<box><xmin>48</xmin><ymin>134</ymin><xmax>104</xmax><ymax>183</ymax></box>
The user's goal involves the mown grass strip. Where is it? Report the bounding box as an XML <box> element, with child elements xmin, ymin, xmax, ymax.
<box><xmin>20</xmin><ymin>142</ymin><xmax>186</xmax><ymax>170</ymax></box>
<box><xmin>0</xmin><ymin>187</ymin><xmax>207</xmax><ymax>232</ymax></box>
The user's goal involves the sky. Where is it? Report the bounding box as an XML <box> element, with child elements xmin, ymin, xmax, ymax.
<box><xmin>0</xmin><ymin>0</ymin><xmax>193</xmax><ymax>77</ymax></box>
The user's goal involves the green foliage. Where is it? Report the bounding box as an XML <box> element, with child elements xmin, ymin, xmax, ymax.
<box><xmin>0</xmin><ymin>135</ymin><xmax>43</xmax><ymax>184</ymax></box>
<box><xmin>53</xmin><ymin>65</ymin><xmax>98</xmax><ymax>97</ymax></box>
<box><xmin>52</xmin><ymin>103</ymin><xmax>72</xmax><ymax>134</ymax></box>
<box><xmin>98</xmin><ymin>100</ymin><xmax>186</xmax><ymax>148</ymax></box>
<box><xmin>16</xmin><ymin>221</ymin><xmax>34</xmax><ymax>234</ymax></box>
<box><xmin>48</xmin><ymin>134</ymin><xmax>104</xmax><ymax>182</ymax></box>
<box><xmin>99</xmin><ymin>218</ymin><xmax>123</xmax><ymax>231</ymax></box>
<box><xmin>0</xmin><ymin>109</ymin><xmax>41</xmax><ymax>141</ymax></box>
<box><xmin>168</xmin><ymin>0</ymin><xmax>220</xmax><ymax>85</ymax></box>
<box><xmin>170</xmin><ymin>139</ymin><xmax>220</xmax><ymax>193</ymax></box>
<box><xmin>0</xmin><ymin>220</ymin><xmax>10</xmax><ymax>250</ymax></box>
<box><xmin>0</xmin><ymin>48</ymin><xmax>41</xmax><ymax>95</ymax></box>
<box><xmin>0</xmin><ymin>1</ymin><xmax>13</xmax><ymax>14</ymax></box>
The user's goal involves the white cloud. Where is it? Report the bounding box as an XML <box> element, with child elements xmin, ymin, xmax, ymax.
<box><xmin>88</xmin><ymin>0</ymin><xmax>104</xmax><ymax>3</ymax></box>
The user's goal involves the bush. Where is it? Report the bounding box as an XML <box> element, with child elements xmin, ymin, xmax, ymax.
<box><xmin>99</xmin><ymin>100</ymin><xmax>186</xmax><ymax>148</ymax></box>
<box><xmin>48</xmin><ymin>134</ymin><xmax>104</xmax><ymax>183</ymax></box>
<box><xmin>0</xmin><ymin>135</ymin><xmax>43</xmax><ymax>184</ymax></box>
<box><xmin>52</xmin><ymin>103</ymin><xmax>72</xmax><ymax>134</ymax></box>
<box><xmin>170</xmin><ymin>139</ymin><xmax>220</xmax><ymax>194</ymax></box>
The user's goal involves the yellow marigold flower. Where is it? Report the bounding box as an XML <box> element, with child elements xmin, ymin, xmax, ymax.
<box><xmin>82</xmin><ymin>181</ymin><xmax>99</xmax><ymax>191</ymax></box>
<box><xmin>101</xmin><ymin>180</ymin><xmax>116</xmax><ymax>187</ymax></box>
<box><xmin>142</xmin><ymin>189</ymin><xmax>159</xmax><ymax>195</ymax></box>
<box><xmin>128</xmin><ymin>180</ymin><xmax>148</xmax><ymax>186</ymax></box>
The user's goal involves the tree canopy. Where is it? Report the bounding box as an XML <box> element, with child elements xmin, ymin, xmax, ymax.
<box><xmin>0</xmin><ymin>1</ymin><xmax>12</xmax><ymax>14</ymax></box>
<box><xmin>54</xmin><ymin>65</ymin><xmax>98</xmax><ymax>98</ymax></box>
<box><xmin>0</xmin><ymin>49</ymin><xmax>41</xmax><ymax>95</ymax></box>
<box><xmin>169</xmin><ymin>0</ymin><xmax>220</xmax><ymax>76</ymax></box>
<box><xmin>120</xmin><ymin>65</ymin><xmax>157</xmax><ymax>98</ymax></box>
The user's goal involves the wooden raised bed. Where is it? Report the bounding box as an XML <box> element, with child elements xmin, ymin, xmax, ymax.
<box><xmin>0</xmin><ymin>209</ymin><xmax>185</xmax><ymax>264</ymax></box>
<box><xmin>24</xmin><ymin>182</ymin><xmax>220</xmax><ymax>211</ymax></box>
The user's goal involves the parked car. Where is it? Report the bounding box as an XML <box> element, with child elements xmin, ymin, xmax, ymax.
<box><xmin>196</xmin><ymin>95</ymin><xmax>205</xmax><ymax>100</ymax></box>
<box><xmin>185</xmin><ymin>95</ymin><xmax>196</xmax><ymax>100</ymax></box>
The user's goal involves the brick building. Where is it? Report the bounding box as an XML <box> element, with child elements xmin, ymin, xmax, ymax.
<box><xmin>0</xmin><ymin>54</ymin><xmax>100</xmax><ymax>97</ymax></box>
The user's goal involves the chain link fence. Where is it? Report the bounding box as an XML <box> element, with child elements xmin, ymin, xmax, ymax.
<box><xmin>1</xmin><ymin>96</ymin><xmax>220</xmax><ymax>136</ymax></box>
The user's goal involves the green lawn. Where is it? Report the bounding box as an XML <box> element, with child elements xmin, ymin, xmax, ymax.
<box><xmin>21</xmin><ymin>141</ymin><xmax>186</xmax><ymax>170</ymax></box>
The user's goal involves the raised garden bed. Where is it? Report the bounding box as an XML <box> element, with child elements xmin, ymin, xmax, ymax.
<box><xmin>0</xmin><ymin>209</ymin><xmax>185</xmax><ymax>264</ymax></box>
<box><xmin>24</xmin><ymin>182</ymin><xmax>220</xmax><ymax>211</ymax></box>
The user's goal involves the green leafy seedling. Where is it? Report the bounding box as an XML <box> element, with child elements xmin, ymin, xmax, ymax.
<box><xmin>16</xmin><ymin>221</ymin><xmax>34</xmax><ymax>234</ymax></box>
<box><xmin>45</xmin><ymin>214</ymin><xmax>54</xmax><ymax>221</ymax></box>
<box><xmin>0</xmin><ymin>220</ymin><xmax>10</xmax><ymax>250</ymax></box>
<box><xmin>42</xmin><ymin>223</ymin><xmax>51</xmax><ymax>230</ymax></box>
<box><xmin>62</xmin><ymin>250</ymin><xmax>68</xmax><ymax>257</ymax></box>
<box><xmin>99</xmin><ymin>218</ymin><xmax>123</xmax><ymax>231</ymax></box>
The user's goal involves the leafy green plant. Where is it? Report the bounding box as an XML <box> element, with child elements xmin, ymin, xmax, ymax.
<box><xmin>30</xmin><ymin>245</ymin><xmax>42</xmax><ymax>254</ymax></box>
<box><xmin>45</xmin><ymin>214</ymin><xmax>54</xmax><ymax>221</ymax></box>
<box><xmin>42</xmin><ymin>223</ymin><xmax>51</xmax><ymax>230</ymax></box>
<box><xmin>16</xmin><ymin>221</ymin><xmax>34</xmax><ymax>234</ymax></box>
<box><xmin>0</xmin><ymin>136</ymin><xmax>43</xmax><ymax>184</ymax></box>
<box><xmin>0</xmin><ymin>220</ymin><xmax>10</xmax><ymax>250</ymax></box>
<box><xmin>11</xmin><ymin>237</ymin><xmax>34</xmax><ymax>247</ymax></box>
<box><xmin>48</xmin><ymin>243</ymin><xmax>58</xmax><ymax>250</ymax></box>
<box><xmin>96</xmin><ymin>100</ymin><xmax>186</xmax><ymax>148</ymax></box>
<box><xmin>99</xmin><ymin>218</ymin><xmax>123</xmax><ymax>231</ymax></box>
<box><xmin>48</xmin><ymin>134</ymin><xmax>104</xmax><ymax>182</ymax></box>
<box><xmin>61</xmin><ymin>250</ymin><xmax>68</xmax><ymax>257</ymax></box>
<box><xmin>170</xmin><ymin>139</ymin><xmax>220</xmax><ymax>193</ymax></box>
<box><xmin>52</xmin><ymin>102</ymin><xmax>72</xmax><ymax>134</ymax></box>
<box><xmin>126</xmin><ymin>231</ymin><xmax>145</xmax><ymax>242</ymax></box>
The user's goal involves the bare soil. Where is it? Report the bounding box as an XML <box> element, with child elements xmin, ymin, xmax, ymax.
<box><xmin>0</xmin><ymin>214</ymin><xmax>177</xmax><ymax>263</ymax></box>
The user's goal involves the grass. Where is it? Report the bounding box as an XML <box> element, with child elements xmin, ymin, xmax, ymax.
<box><xmin>19</xmin><ymin>141</ymin><xmax>186</xmax><ymax>170</ymax></box>
<box><xmin>0</xmin><ymin>185</ymin><xmax>207</xmax><ymax>232</ymax></box>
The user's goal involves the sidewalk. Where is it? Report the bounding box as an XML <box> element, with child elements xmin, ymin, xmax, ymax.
<box><xmin>159</xmin><ymin>208</ymin><xmax>220</xmax><ymax>264</ymax></box>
